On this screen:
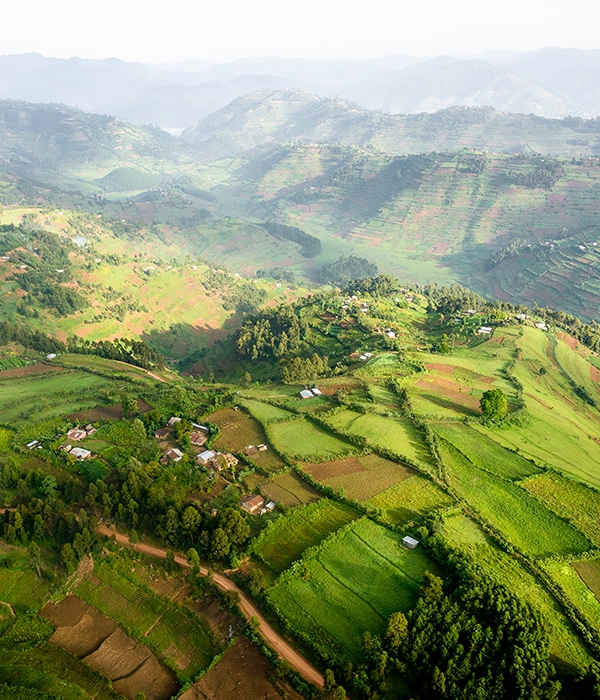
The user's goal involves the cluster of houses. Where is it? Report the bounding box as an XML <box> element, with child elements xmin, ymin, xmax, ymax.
<box><xmin>52</xmin><ymin>425</ymin><xmax>98</xmax><ymax>460</ymax></box>
<box><xmin>244</xmin><ymin>444</ymin><xmax>268</xmax><ymax>456</ymax></box>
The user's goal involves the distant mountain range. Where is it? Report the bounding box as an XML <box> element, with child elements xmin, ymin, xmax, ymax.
<box><xmin>2</xmin><ymin>48</ymin><xmax>600</xmax><ymax>130</ymax></box>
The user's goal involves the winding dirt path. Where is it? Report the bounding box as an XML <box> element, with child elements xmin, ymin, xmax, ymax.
<box><xmin>97</xmin><ymin>525</ymin><xmax>324</xmax><ymax>690</ymax></box>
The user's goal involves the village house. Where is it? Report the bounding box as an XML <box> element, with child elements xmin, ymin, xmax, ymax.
<box><xmin>167</xmin><ymin>416</ymin><xmax>181</xmax><ymax>427</ymax></box>
<box><xmin>26</xmin><ymin>440</ymin><xmax>40</xmax><ymax>450</ymax></box>
<box><xmin>197</xmin><ymin>449</ymin><xmax>217</xmax><ymax>466</ymax></box>
<box><xmin>154</xmin><ymin>427</ymin><xmax>170</xmax><ymax>440</ymax></box>
<box><xmin>257</xmin><ymin>444</ymin><xmax>268</xmax><ymax>451</ymax></box>
<box><xmin>241</xmin><ymin>495</ymin><xmax>265</xmax><ymax>514</ymax></box>
<box><xmin>245</xmin><ymin>445</ymin><xmax>259</xmax><ymax>456</ymax></box>
<box><xmin>70</xmin><ymin>447</ymin><xmax>92</xmax><ymax>461</ymax></box>
<box><xmin>165</xmin><ymin>447</ymin><xmax>183</xmax><ymax>462</ymax></box>
<box><xmin>189</xmin><ymin>431</ymin><xmax>208</xmax><ymax>447</ymax></box>
<box><xmin>66</xmin><ymin>428</ymin><xmax>87</xmax><ymax>441</ymax></box>
<box><xmin>402</xmin><ymin>536</ymin><xmax>419</xmax><ymax>550</ymax></box>
<box><xmin>299</xmin><ymin>389</ymin><xmax>314</xmax><ymax>399</ymax></box>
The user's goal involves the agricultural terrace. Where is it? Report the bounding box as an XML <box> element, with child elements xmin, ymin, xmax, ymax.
<box><xmin>302</xmin><ymin>453</ymin><xmax>414</xmax><ymax>501</ymax></box>
<box><xmin>543</xmin><ymin>560</ymin><xmax>600</xmax><ymax>635</ymax></box>
<box><xmin>354</xmin><ymin>352</ymin><xmax>412</xmax><ymax>380</ymax></box>
<box><xmin>239</xmin><ymin>398</ymin><xmax>295</xmax><ymax>424</ymax></box>
<box><xmin>487</xmin><ymin>328</ymin><xmax>600</xmax><ymax>487</ymax></box>
<box><xmin>0</xmin><ymin>369</ymin><xmax>116</xmax><ymax>424</ymax></box>
<box><xmin>267</xmin><ymin>518</ymin><xmax>437</xmax><ymax>663</ymax></box>
<box><xmin>438</xmin><ymin>439</ymin><xmax>593</xmax><ymax>559</ymax></box>
<box><xmin>432</xmin><ymin>422</ymin><xmax>542</xmax><ymax>480</ymax></box>
<box><xmin>261</xmin><ymin>472</ymin><xmax>320</xmax><ymax>508</ymax></box>
<box><xmin>56</xmin><ymin>353</ymin><xmax>168</xmax><ymax>383</ymax></box>
<box><xmin>252</xmin><ymin>499</ymin><xmax>360</xmax><ymax>573</ymax></box>
<box><xmin>442</xmin><ymin>514</ymin><xmax>592</xmax><ymax>669</ymax></box>
<box><xmin>268</xmin><ymin>417</ymin><xmax>358</xmax><ymax>462</ymax></box>
<box><xmin>75</xmin><ymin>556</ymin><xmax>219</xmax><ymax>684</ymax></box>
<box><xmin>204</xmin><ymin>406</ymin><xmax>285</xmax><ymax>471</ymax></box>
<box><xmin>553</xmin><ymin>335</ymin><xmax>600</xmax><ymax>404</ymax></box>
<box><xmin>369</xmin><ymin>474</ymin><xmax>454</xmax><ymax>524</ymax></box>
<box><xmin>522</xmin><ymin>472</ymin><xmax>600</xmax><ymax>547</ymax></box>
<box><xmin>324</xmin><ymin>409</ymin><xmax>434</xmax><ymax>469</ymax></box>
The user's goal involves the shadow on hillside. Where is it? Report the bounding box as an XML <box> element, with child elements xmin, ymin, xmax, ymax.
<box><xmin>141</xmin><ymin>321</ymin><xmax>232</xmax><ymax>362</ymax></box>
<box><xmin>419</xmin><ymin>392</ymin><xmax>480</xmax><ymax>417</ymax></box>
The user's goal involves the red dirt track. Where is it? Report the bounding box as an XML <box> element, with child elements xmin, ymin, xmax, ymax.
<box><xmin>97</xmin><ymin>525</ymin><xmax>324</xmax><ymax>690</ymax></box>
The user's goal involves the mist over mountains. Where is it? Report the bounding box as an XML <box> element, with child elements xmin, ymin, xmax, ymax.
<box><xmin>2</xmin><ymin>47</ymin><xmax>600</xmax><ymax>130</ymax></box>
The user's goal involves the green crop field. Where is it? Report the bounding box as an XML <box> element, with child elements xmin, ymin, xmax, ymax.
<box><xmin>442</xmin><ymin>514</ymin><xmax>592</xmax><ymax>669</ymax></box>
<box><xmin>0</xmin><ymin>371</ymin><xmax>115</xmax><ymax>425</ymax></box>
<box><xmin>324</xmin><ymin>409</ymin><xmax>433</xmax><ymax>468</ymax></box>
<box><xmin>268</xmin><ymin>418</ymin><xmax>358</xmax><ymax>461</ymax></box>
<box><xmin>268</xmin><ymin>518</ymin><xmax>437</xmax><ymax>662</ymax></box>
<box><xmin>238</xmin><ymin>398</ymin><xmax>296</xmax><ymax>424</ymax></box>
<box><xmin>572</xmin><ymin>559</ymin><xmax>600</xmax><ymax>602</ymax></box>
<box><xmin>543</xmin><ymin>560</ymin><xmax>600</xmax><ymax>634</ymax></box>
<box><xmin>75</xmin><ymin>557</ymin><xmax>217</xmax><ymax>682</ymax></box>
<box><xmin>522</xmin><ymin>472</ymin><xmax>600</xmax><ymax>547</ymax></box>
<box><xmin>252</xmin><ymin>499</ymin><xmax>360</xmax><ymax>573</ymax></box>
<box><xmin>303</xmin><ymin>453</ymin><xmax>415</xmax><ymax>501</ymax></box>
<box><xmin>261</xmin><ymin>471</ymin><xmax>320</xmax><ymax>507</ymax></box>
<box><xmin>369</xmin><ymin>474</ymin><xmax>454</xmax><ymax>524</ymax></box>
<box><xmin>432</xmin><ymin>422</ymin><xmax>542</xmax><ymax>480</ymax></box>
<box><xmin>438</xmin><ymin>439</ymin><xmax>593</xmax><ymax>559</ymax></box>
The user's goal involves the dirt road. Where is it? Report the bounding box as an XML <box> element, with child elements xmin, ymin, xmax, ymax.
<box><xmin>97</xmin><ymin>525</ymin><xmax>324</xmax><ymax>690</ymax></box>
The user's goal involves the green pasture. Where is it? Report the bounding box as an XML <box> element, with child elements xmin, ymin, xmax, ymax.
<box><xmin>438</xmin><ymin>439</ymin><xmax>593</xmax><ymax>559</ymax></box>
<box><xmin>522</xmin><ymin>472</ymin><xmax>600</xmax><ymax>547</ymax></box>
<box><xmin>554</xmin><ymin>335</ymin><xmax>600</xmax><ymax>403</ymax></box>
<box><xmin>442</xmin><ymin>514</ymin><xmax>592</xmax><ymax>670</ymax></box>
<box><xmin>303</xmin><ymin>453</ymin><xmax>414</xmax><ymax>501</ymax></box>
<box><xmin>239</xmin><ymin>398</ymin><xmax>296</xmax><ymax>424</ymax></box>
<box><xmin>252</xmin><ymin>499</ymin><xmax>360</xmax><ymax>573</ymax></box>
<box><xmin>268</xmin><ymin>518</ymin><xmax>437</xmax><ymax>662</ymax></box>
<box><xmin>261</xmin><ymin>471</ymin><xmax>320</xmax><ymax>508</ymax></box>
<box><xmin>0</xmin><ymin>546</ymin><xmax>50</xmax><ymax>610</ymax></box>
<box><xmin>0</xmin><ymin>370</ymin><xmax>116</xmax><ymax>425</ymax></box>
<box><xmin>369</xmin><ymin>474</ymin><xmax>454</xmax><ymax>524</ymax></box>
<box><xmin>324</xmin><ymin>409</ymin><xmax>433</xmax><ymax>469</ymax></box>
<box><xmin>433</xmin><ymin>422</ymin><xmax>542</xmax><ymax>480</ymax></box>
<box><xmin>75</xmin><ymin>556</ymin><xmax>218</xmax><ymax>683</ymax></box>
<box><xmin>486</xmin><ymin>328</ymin><xmax>600</xmax><ymax>488</ymax></box>
<box><xmin>268</xmin><ymin>418</ymin><xmax>358</xmax><ymax>462</ymax></box>
<box><xmin>543</xmin><ymin>560</ymin><xmax>600</xmax><ymax>634</ymax></box>
<box><xmin>573</xmin><ymin>559</ymin><xmax>600</xmax><ymax>601</ymax></box>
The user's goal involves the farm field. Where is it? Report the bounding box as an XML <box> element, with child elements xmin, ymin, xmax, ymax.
<box><xmin>205</xmin><ymin>406</ymin><xmax>285</xmax><ymax>471</ymax></box>
<box><xmin>252</xmin><ymin>499</ymin><xmax>360</xmax><ymax>573</ymax></box>
<box><xmin>261</xmin><ymin>471</ymin><xmax>321</xmax><ymax>507</ymax></box>
<box><xmin>438</xmin><ymin>439</ymin><xmax>593</xmax><ymax>559</ymax></box>
<box><xmin>572</xmin><ymin>559</ymin><xmax>600</xmax><ymax>602</ymax></box>
<box><xmin>268</xmin><ymin>417</ymin><xmax>358</xmax><ymax>462</ymax></box>
<box><xmin>432</xmin><ymin>422</ymin><xmax>542</xmax><ymax>480</ymax></box>
<box><xmin>74</xmin><ymin>556</ymin><xmax>219</xmax><ymax>684</ymax></box>
<box><xmin>302</xmin><ymin>453</ymin><xmax>414</xmax><ymax>501</ymax></box>
<box><xmin>238</xmin><ymin>397</ymin><xmax>295</xmax><ymax>424</ymax></box>
<box><xmin>442</xmin><ymin>514</ymin><xmax>592</xmax><ymax>669</ymax></box>
<box><xmin>0</xmin><ymin>369</ymin><xmax>115</xmax><ymax>424</ymax></box>
<box><xmin>522</xmin><ymin>472</ymin><xmax>600</xmax><ymax>547</ymax></box>
<box><xmin>543</xmin><ymin>560</ymin><xmax>600</xmax><ymax>634</ymax></box>
<box><xmin>324</xmin><ymin>409</ymin><xmax>434</xmax><ymax>469</ymax></box>
<box><xmin>369</xmin><ymin>474</ymin><xmax>454</xmax><ymax>524</ymax></box>
<box><xmin>267</xmin><ymin>517</ymin><xmax>437</xmax><ymax>662</ymax></box>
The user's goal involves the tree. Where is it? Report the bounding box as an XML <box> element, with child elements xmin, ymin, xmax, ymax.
<box><xmin>480</xmin><ymin>388</ymin><xmax>508</xmax><ymax>421</ymax></box>
<box><xmin>28</xmin><ymin>541</ymin><xmax>42</xmax><ymax>577</ymax></box>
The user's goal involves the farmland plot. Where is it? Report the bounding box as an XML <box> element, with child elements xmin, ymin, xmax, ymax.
<box><xmin>261</xmin><ymin>471</ymin><xmax>320</xmax><ymax>507</ymax></box>
<box><xmin>439</xmin><ymin>439</ymin><xmax>593</xmax><ymax>559</ymax></box>
<box><xmin>303</xmin><ymin>453</ymin><xmax>414</xmax><ymax>501</ymax></box>
<box><xmin>268</xmin><ymin>518</ymin><xmax>436</xmax><ymax>662</ymax></box>
<box><xmin>252</xmin><ymin>499</ymin><xmax>360</xmax><ymax>573</ymax></box>
<box><xmin>369</xmin><ymin>474</ymin><xmax>454</xmax><ymax>523</ymax></box>
<box><xmin>268</xmin><ymin>417</ymin><xmax>358</xmax><ymax>461</ymax></box>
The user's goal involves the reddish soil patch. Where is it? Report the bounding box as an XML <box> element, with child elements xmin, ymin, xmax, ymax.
<box><xmin>424</xmin><ymin>363</ymin><xmax>455</xmax><ymax>375</ymax></box>
<box><xmin>180</xmin><ymin>636</ymin><xmax>303</xmax><ymax>700</ymax></box>
<box><xmin>591</xmin><ymin>365</ymin><xmax>600</xmax><ymax>383</ymax></box>
<box><xmin>427</xmin><ymin>241</ymin><xmax>451</xmax><ymax>256</ymax></box>
<box><xmin>415</xmin><ymin>377</ymin><xmax>480</xmax><ymax>410</ymax></box>
<box><xmin>319</xmin><ymin>312</ymin><xmax>337</xmax><ymax>322</ymax></box>
<box><xmin>303</xmin><ymin>456</ymin><xmax>366</xmax><ymax>480</ymax></box>
<box><xmin>69</xmin><ymin>404</ymin><xmax>124</xmax><ymax>422</ymax></box>
<box><xmin>41</xmin><ymin>594</ymin><xmax>179</xmax><ymax>700</ymax></box>
<box><xmin>0</xmin><ymin>363</ymin><xmax>65</xmax><ymax>379</ymax></box>
<box><xmin>316</xmin><ymin>379</ymin><xmax>363</xmax><ymax>396</ymax></box>
<box><xmin>556</xmin><ymin>331</ymin><xmax>579</xmax><ymax>351</ymax></box>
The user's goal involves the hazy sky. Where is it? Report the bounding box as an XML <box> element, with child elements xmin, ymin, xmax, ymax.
<box><xmin>3</xmin><ymin>0</ymin><xmax>599</xmax><ymax>63</ymax></box>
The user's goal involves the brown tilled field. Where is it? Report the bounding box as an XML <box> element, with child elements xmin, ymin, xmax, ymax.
<box><xmin>41</xmin><ymin>594</ymin><xmax>179</xmax><ymax>700</ymax></box>
<box><xmin>424</xmin><ymin>363</ymin><xmax>455</xmax><ymax>375</ymax></box>
<box><xmin>179</xmin><ymin>636</ymin><xmax>303</xmax><ymax>700</ymax></box>
<box><xmin>415</xmin><ymin>377</ymin><xmax>481</xmax><ymax>411</ymax></box>
<box><xmin>0</xmin><ymin>363</ymin><xmax>65</xmax><ymax>379</ymax></box>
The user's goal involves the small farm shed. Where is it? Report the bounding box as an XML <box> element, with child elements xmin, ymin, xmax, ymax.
<box><xmin>299</xmin><ymin>389</ymin><xmax>314</xmax><ymax>399</ymax></box>
<box><xmin>402</xmin><ymin>536</ymin><xmax>419</xmax><ymax>550</ymax></box>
